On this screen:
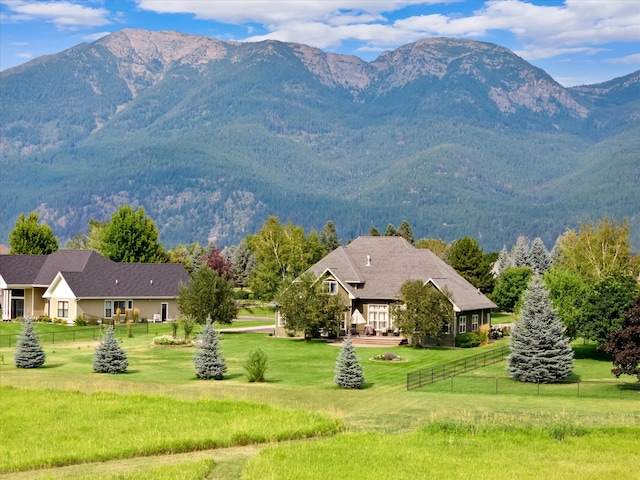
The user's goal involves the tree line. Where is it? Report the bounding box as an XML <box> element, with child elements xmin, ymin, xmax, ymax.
<box><xmin>6</xmin><ymin>208</ymin><xmax>640</xmax><ymax>381</ymax></box>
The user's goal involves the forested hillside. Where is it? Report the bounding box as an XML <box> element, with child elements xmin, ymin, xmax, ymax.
<box><xmin>1</xmin><ymin>29</ymin><xmax>638</xmax><ymax>250</ymax></box>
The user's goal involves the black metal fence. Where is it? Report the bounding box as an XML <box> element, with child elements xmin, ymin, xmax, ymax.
<box><xmin>0</xmin><ymin>322</ymin><xmax>154</xmax><ymax>348</ymax></box>
<box><xmin>407</xmin><ymin>346</ymin><xmax>510</xmax><ymax>390</ymax></box>
<box><xmin>417</xmin><ymin>375</ymin><xmax>639</xmax><ymax>400</ymax></box>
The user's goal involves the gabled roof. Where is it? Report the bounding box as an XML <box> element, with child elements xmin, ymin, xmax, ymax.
<box><xmin>308</xmin><ymin>236</ymin><xmax>496</xmax><ymax>312</ymax></box>
<box><xmin>1</xmin><ymin>250</ymin><xmax>190</xmax><ymax>298</ymax></box>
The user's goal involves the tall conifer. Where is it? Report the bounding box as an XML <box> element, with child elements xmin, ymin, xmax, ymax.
<box><xmin>507</xmin><ymin>276</ymin><xmax>574</xmax><ymax>382</ymax></box>
<box><xmin>193</xmin><ymin>319</ymin><xmax>227</xmax><ymax>379</ymax></box>
<box><xmin>93</xmin><ymin>326</ymin><xmax>128</xmax><ymax>374</ymax></box>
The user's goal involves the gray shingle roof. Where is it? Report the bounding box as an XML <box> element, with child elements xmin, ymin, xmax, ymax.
<box><xmin>309</xmin><ymin>236</ymin><xmax>496</xmax><ymax>311</ymax></box>
<box><xmin>1</xmin><ymin>250</ymin><xmax>189</xmax><ymax>298</ymax></box>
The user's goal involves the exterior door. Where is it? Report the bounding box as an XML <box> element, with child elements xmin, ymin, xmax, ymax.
<box><xmin>11</xmin><ymin>298</ymin><xmax>24</xmax><ymax>319</ymax></box>
<box><xmin>161</xmin><ymin>302</ymin><xmax>168</xmax><ymax>322</ymax></box>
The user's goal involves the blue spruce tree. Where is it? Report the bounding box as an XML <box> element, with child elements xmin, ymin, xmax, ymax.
<box><xmin>506</xmin><ymin>276</ymin><xmax>574</xmax><ymax>383</ymax></box>
<box><xmin>14</xmin><ymin>318</ymin><xmax>46</xmax><ymax>368</ymax></box>
<box><xmin>334</xmin><ymin>335</ymin><xmax>364</xmax><ymax>389</ymax></box>
<box><xmin>93</xmin><ymin>326</ymin><xmax>128</xmax><ymax>374</ymax></box>
<box><xmin>193</xmin><ymin>318</ymin><xmax>227</xmax><ymax>379</ymax></box>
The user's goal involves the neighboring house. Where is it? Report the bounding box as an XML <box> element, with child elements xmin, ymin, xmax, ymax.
<box><xmin>0</xmin><ymin>250</ymin><xmax>190</xmax><ymax>323</ymax></box>
<box><xmin>276</xmin><ymin>236</ymin><xmax>496</xmax><ymax>346</ymax></box>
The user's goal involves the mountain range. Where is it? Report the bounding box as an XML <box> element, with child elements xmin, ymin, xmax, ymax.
<box><xmin>1</xmin><ymin>29</ymin><xmax>638</xmax><ymax>251</ymax></box>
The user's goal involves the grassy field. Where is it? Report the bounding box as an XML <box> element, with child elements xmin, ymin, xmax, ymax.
<box><xmin>1</xmin><ymin>320</ymin><xmax>638</xmax><ymax>479</ymax></box>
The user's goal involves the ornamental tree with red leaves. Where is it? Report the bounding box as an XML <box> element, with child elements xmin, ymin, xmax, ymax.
<box><xmin>602</xmin><ymin>295</ymin><xmax>640</xmax><ymax>381</ymax></box>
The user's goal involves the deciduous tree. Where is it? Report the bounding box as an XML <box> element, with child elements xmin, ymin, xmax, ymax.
<box><xmin>101</xmin><ymin>206</ymin><xmax>167</xmax><ymax>263</ymax></box>
<box><xmin>415</xmin><ymin>238</ymin><xmax>448</xmax><ymax>257</ymax></box>
<box><xmin>276</xmin><ymin>273</ymin><xmax>344</xmax><ymax>340</ymax></box>
<box><xmin>9</xmin><ymin>212</ymin><xmax>58</xmax><ymax>254</ymax></box>
<box><xmin>392</xmin><ymin>280</ymin><xmax>453</xmax><ymax>346</ymax></box>
<box><xmin>491</xmin><ymin>267</ymin><xmax>532</xmax><ymax>312</ymax></box>
<box><xmin>202</xmin><ymin>243</ymin><xmax>234</xmax><ymax>280</ymax></box>
<box><xmin>602</xmin><ymin>296</ymin><xmax>640</xmax><ymax>381</ymax></box>
<box><xmin>506</xmin><ymin>276</ymin><xmax>574</xmax><ymax>383</ymax></box>
<box><xmin>177</xmin><ymin>266</ymin><xmax>237</xmax><ymax>325</ymax></box>
<box><xmin>543</xmin><ymin>268</ymin><xmax>589</xmax><ymax>340</ymax></box>
<box><xmin>579</xmin><ymin>272</ymin><xmax>638</xmax><ymax>343</ymax></box>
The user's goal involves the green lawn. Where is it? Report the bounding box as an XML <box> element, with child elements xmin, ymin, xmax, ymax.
<box><xmin>1</xmin><ymin>326</ymin><xmax>638</xmax><ymax>479</ymax></box>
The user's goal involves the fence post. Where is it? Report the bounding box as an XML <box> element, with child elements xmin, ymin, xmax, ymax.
<box><xmin>52</xmin><ymin>332</ymin><xmax>55</xmax><ymax>344</ymax></box>
<box><xmin>619</xmin><ymin>383</ymin><xmax>622</xmax><ymax>400</ymax></box>
<box><xmin>73</xmin><ymin>330</ymin><xmax>75</xmax><ymax>342</ymax></box>
<box><xmin>450</xmin><ymin>376</ymin><xmax>453</xmax><ymax>391</ymax></box>
<box><xmin>496</xmin><ymin>377</ymin><xmax>499</xmax><ymax>394</ymax></box>
<box><xmin>431</xmin><ymin>368</ymin><xmax>434</xmax><ymax>385</ymax></box>
<box><xmin>537</xmin><ymin>381</ymin><xmax>540</xmax><ymax>396</ymax></box>
<box><xmin>577</xmin><ymin>380</ymin><xmax>580</xmax><ymax>398</ymax></box>
<box><xmin>419</xmin><ymin>370</ymin><xmax>422</xmax><ymax>389</ymax></box>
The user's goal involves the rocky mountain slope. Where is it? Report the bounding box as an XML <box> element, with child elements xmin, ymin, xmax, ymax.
<box><xmin>1</xmin><ymin>29</ymin><xmax>638</xmax><ymax>249</ymax></box>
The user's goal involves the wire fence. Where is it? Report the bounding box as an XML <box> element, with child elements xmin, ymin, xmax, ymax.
<box><xmin>407</xmin><ymin>346</ymin><xmax>510</xmax><ymax>390</ymax></box>
<box><xmin>416</xmin><ymin>374</ymin><xmax>640</xmax><ymax>400</ymax></box>
<box><xmin>0</xmin><ymin>322</ymin><xmax>157</xmax><ymax>348</ymax></box>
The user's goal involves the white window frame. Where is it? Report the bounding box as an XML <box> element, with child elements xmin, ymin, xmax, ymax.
<box><xmin>105</xmin><ymin>300</ymin><xmax>112</xmax><ymax>318</ymax></box>
<box><xmin>324</xmin><ymin>279</ymin><xmax>338</xmax><ymax>294</ymax></box>
<box><xmin>459</xmin><ymin>315</ymin><xmax>467</xmax><ymax>334</ymax></box>
<box><xmin>368</xmin><ymin>304</ymin><xmax>388</xmax><ymax>331</ymax></box>
<box><xmin>442</xmin><ymin>322</ymin><xmax>451</xmax><ymax>334</ymax></box>
<box><xmin>472</xmin><ymin>314</ymin><xmax>479</xmax><ymax>331</ymax></box>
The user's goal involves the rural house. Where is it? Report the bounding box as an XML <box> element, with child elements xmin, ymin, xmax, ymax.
<box><xmin>276</xmin><ymin>236</ymin><xmax>496</xmax><ymax>346</ymax></box>
<box><xmin>0</xmin><ymin>250</ymin><xmax>189</xmax><ymax>323</ymax></box>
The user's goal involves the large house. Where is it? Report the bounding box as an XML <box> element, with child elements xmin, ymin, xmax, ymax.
<box><xmin>276</xmin><ymin>236</ymin><xmax>496</xmax><ymax>346</ymax></box>
<box><xmin>0</xmin><ymin>250</ymin><xmax>190</xmax><ymax>323</ymax></box>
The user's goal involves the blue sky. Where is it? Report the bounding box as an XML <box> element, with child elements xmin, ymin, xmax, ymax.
<box><xmin>1</xmin><ymin>0</ymin><xmax>638</xmax><ymax>86</ymax></box>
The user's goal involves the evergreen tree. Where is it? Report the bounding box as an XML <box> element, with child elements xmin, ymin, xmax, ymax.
<box><xmin>14</xmin><ymin>318</ymin><xmax>46</xmax><ymax>369</ymax></box>
<box><xmin>229</xmin><ymin>239</ymin><xmax>257</xmax><ymax>288</ymax></box>
<box><xmin>334</xmin><ymin>335</ymin><xmax>364</xmax><ymax>389</ymax></box>
<box><xmin>369</xmin><ymin>226</ymin><xmax>380</xmax><ymax>236</ymax></box>
<box><xmin>447</xmin><ymin>236</ymin><xmax>495</xmax><ymax>293</ymax></box>
<box><xmin>9</xmin><ymin>212</ymin><xmax>59</xmax><ymax>254</ymax></box>
<box><xmin>396</xmin><ymin>220</ymin><xmax>414</xmax><ymax>244</ymax></box>
<box><xmin>495</xmin><ymin>245</ymin><xmax>511</xmax><ymax>277</ymax></box>
<box><xmin>319</xmin><ymin>221</ymin><xmax>340</xmax><ymax>252</ymax></box>
<box><xmin>93</xmin><ymin>326</ymin><xmax>128</xmax><ymax>374</ymax></box>
<box><xmin>383</xmin><ymin>224</ymin><xmax>397</xmax><ymax>236</ymax></box>
<box><xmin>529</xmin><ymin>237</ymin><xmax>551</xmax><ymax>274</ymax></box>
<box><xmin>511</xmin><ymin>236</ymin><xmax>530</xmax><ymax>268</ymax></box>
<box><xmin>506</xmin><ymin>276</ymin><xmax>574</xmax><ymax>383</ymax></box>
<box><xmin>193</xmin><ymin>319</ymin><xmax>227</xmax><ymax>380</ymax></box>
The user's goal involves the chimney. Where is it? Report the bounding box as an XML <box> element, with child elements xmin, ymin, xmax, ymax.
<box><xmin>366</xmin><ymin>255</ymin><xmax>371</xmax><ymax>266</ymax></box>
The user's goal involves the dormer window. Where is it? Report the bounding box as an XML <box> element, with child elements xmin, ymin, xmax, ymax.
<box><xmin>324</xmin><ymin>280</ymin><xmax>338</xmax><ymax>294</ymax></box>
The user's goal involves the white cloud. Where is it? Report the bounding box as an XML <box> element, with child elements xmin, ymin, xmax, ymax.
<box><xmin>606</xmin><ymin>53</ymin><xmax>640</xmax><ymax>65</ymax></box>
<box><xmin>134</xmin><ymin>0</ymin><xmax>640</xmax><ymax>62</ymax></box>
<box><xmin>15</xmin><ymin>52</ymin><xmax>33</xmax><ymax>59</ymax></box>
<box><xmin>84</xmin><ymin>31</ymin><xmax>111</xmax><ymax>41</ymax></box>
<box><xmin>2</xmin><ymin>0</ymin><xmax>111</xmax><ymax>30</ymax></box>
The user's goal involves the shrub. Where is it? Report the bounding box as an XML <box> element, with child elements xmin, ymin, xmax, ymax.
<box><xmin>490</xmin><ymin>327</ymin><xmax>504</xmax><ymax>340</ymax></box>
<box><xmin>14</xmin><ymin>318</ymin><xmax>46</xmax><ymax>368</ymax></box>
<box><xmin>152</xmin><ymin>335</ymin><xmax>191</xmax><ymax>345</ymax></box>
<box><xmin>179</xmin><ymin>315</ymin><xmax>197</xmax><ymax>341</ymax></box>
<box><xmin>36</xmin><ymin>315</ymin><xmax>52</xmax><ymax>323</ymax></box>
<box><xmin>74</xmin><ymin>316</ymin><xmax>87</xmax><ymax>326</ymax></box>
<box><xmin>244</xmin><ymin>347</ymin><xmax>268</xmax><ymax>382</ymax></box>
<box><xmin>478</xmin><ymin>324</ymin><xmax>490</xmax><ymax>345</ymax></box>
<box><xmin>455</xmin><ymin>332</ymin><xmax>481</xmax><ymax>348</ymax></box>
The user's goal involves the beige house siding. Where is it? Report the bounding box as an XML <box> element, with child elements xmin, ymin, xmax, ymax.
<box><xmin>76</xmin><ymin>298</ymin><xmax>180</xmax><ymax>323</ymax></box>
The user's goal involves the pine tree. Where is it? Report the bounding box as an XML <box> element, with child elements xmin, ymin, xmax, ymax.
<box><xmin>506</xmin><ymin>276</ymin><xmax>574</xmax><ymax>383</ymax></box>
<box><xmin>396</xmin><ymin>220</ymin><xmax>414</xmax><ymax>244</ymax></box>
<box><xmin>495</xmin><ymin>245</ymin><xmax>510</xmax><ymax>277</ymax></box>
<box><xmin>334</xmin><ymin>335</ymin><xmax>364</xmax><ymax>389</ymax></box>
<box><xmin>93</xmin><ymin>326</ymin><xmax>128</xmax><ymax>374</ymax></box>
<box><xmin>319</xmin><ymin>221</ymin><xmax>340</xmax><ymax>252</ymax></box>
<box><xmin>511</xmin><ymin>235</ymin><xmax>531</xmax><ymax>268</ymax></box>
<box><xmin>14</xmin><ymin>318</ymin><xmax>46</xmax><ymax>368</ymax></box>
<box><xmin>193</xmin><ymin>319</ymin><xmax>227</xmax><ymax>379</ymax></box>
<box><xmin>529</xmin><ymin>237</ymin><xmax>551</xmax><ymax>274</ymax></box>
